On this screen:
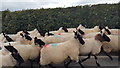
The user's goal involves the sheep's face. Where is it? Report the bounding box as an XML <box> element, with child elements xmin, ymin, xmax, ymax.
<box><xmin>24</xmin><ymin>34</ymin><xmax>32</xmax><ymax>41</ymax></box>
<box><xmin>99</xmin><ymin>26</ymin><xmax>103</xmax><ymax>30</ymax></box>
<box><xmin>62</xmin><ymin>27</ymin><xmax>68</xmax><ymax>32</ymax></box>
<box><xmin>34</xmin><ymin>37</ymin><xmax>45</xmax><ymax>47</ymax></box>
<box><xmin>38</xmin><ymin>29</ymin><xmax>46</xmax><ymax>37</ymax></box>
<box><xmin>95</xmin><ymin>33</ymin><xmax>110</xmax><ymax>42</ymax></box>
<box><xmin>102</xmin><ymin>33</ymin><xmax>110</xmax><ymax>42</ymax></box>
<box><xmin>74</xmin><ymin>31</ymin><xmax>85</xmax><ymax>45</ymax></box>
<box><xmin>77</xmin><ymin>29</ymin><xmax>85</xmax><ymax>35</ymax></box>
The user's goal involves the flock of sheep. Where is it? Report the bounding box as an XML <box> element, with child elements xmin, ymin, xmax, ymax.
<box><xmin>0</xmin><ymin>24</ymin><xmax>119</xmax><ymax>68</ymax></box>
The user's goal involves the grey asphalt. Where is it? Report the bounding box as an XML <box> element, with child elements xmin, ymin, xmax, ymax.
<box><xmin>17</xmin><ymin>56</ymin><xmax>119</xmax><ymax>68</ymax></box>
<box><xmin>2</xmin><ymin>52</ymin><xmax>119</xmax><ymax>68</ymax></box>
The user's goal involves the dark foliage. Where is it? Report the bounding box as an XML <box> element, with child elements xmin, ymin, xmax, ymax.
<box><xmin>2</xmin><ymin>3</ymin><xmax>119</xmax><ymax>34</ymax></box>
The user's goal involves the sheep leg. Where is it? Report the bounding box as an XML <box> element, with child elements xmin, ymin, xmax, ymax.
<box><xmin>78</xmin><ymin>59</ymin><xmax>84</xmax><ymax>68</ymax></box>
<box><xmin>101</xmin><ymin>47</ymin><xmax>113</xmax><ymax>60</ymax></box>
<box><xmin>29</xmin><ymin>59</ymin><xmax>33</xmax><ymax>68</ymax></box>
<box><xmin>93</xmin><ymin>55</ymin><xmax>100</xmax><ymax>66</ymax></box>
<box><xmin>48</xmin><ymin>64</ymin><xmax>56</xmax><ymax>68</ymax></box>
<box><xmin>81</xmin><ymin>53</ymin><xmax>91</xmax><ymax>63</ymax></box>
<box><xmin>103</xmin><ymin>51</ymin><xmax>113</xmax><ymax>60</ymax></box>
<box><xmin>13</xmin><ymin>65</ymin><xmax>18</xmax><ymax>68</ymax></box>
<box><xmin>64</xmin><ymin>60</ymin><xmax>72</xmax><ymax>68</ymax></box>
<box><xmin>14</xmin><ymin>63</ymin><xmax>21</xmax><ymax>68</ymax></box>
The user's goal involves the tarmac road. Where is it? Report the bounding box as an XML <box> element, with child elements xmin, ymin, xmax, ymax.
<box><xmin>2</xmin><ymin>52</ymin><xmax>119</xmax><ymax>68</ymax></box>
<box><xmin>13</xmin><ymin>56</ymin><xmax>119</xmax><ymax>68</ymax></box>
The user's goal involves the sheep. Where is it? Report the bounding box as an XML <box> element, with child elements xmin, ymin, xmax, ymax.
<box><xmin>79</xmin><ymin>33</ymin><xmax>111</xmax><ymax>66</ymax></box>
<box><xmin>47</xmin><ymin>24</ymin><xmax>85</xmax><ymax>35</ymax></box>
<box><xmin>41</xmin><ymin>33</ymin><xmax>74</xmax><ymax>44</ymax></box>
<box><xmin>60</xmin><ymin>24</ymin><xmax>86</xmax><ymax>33</ymax></box>
<box><xmin>0</xmin><ymin>46</ymin><xmax>10</xmax><ymax>55</ymax></box>
<box><xmin>0</xmin><ymin>46</ymin><xmax>24</xmax><ymax>68</ymax></box>
<box><xmin>102</xmin><ymin>35</ymin><xmax>120</xmax><ymax>53</ymax></box>
<box><xmin>2</xmin><ymin>32</ymin><xmax>14</xmax><ymax>42</ymax></box>
<box><xmin>0</xmin><ymin>34</ymin><xmax>33</xmax><ymax>55</ymax></box>
<box><xmin>3</xmin><ymin>38</ymin><xmax>45</xmax><ymax>67</ymax></box>
<box><xmin>14</xmin><ymin>33</ymin><xmax>33</xmax><ymax>45</ymax></box>
<box><xmin>40</xmin><ymin>31</ymin><xmax>85</xmax><ymax>68</ymax></box>
<box><xmin>63</xmin><ymin>24</ymin><xmax>86</xmax><ymax>33</ymax></box>
<box><xmin>81</xmin><ymin>26</ymin><xmax>101</xmax><ymax>34</ymax></box>
<box><xmin>49</xmin><ymin>27</ymin><xmax>68</xmax><ymax>35</ymax></box>
<box><xmin>104</xmin><ymin>26</ymin><xmax>120</xmax><ymax>35</ymax></box>
<box><xmin>42</xmin><ymin>29</ymin><xmax>85</xmax><ymax>44</ymax></box>
<box><xmin>0</xmin><ymin>53</ymin><xmax>17</xmax><ymax>68</ymax></box>
<box><xmin>0</xmin><ymin>32</ymin><xmax>23</xmax><ymax>43</ymax></box>
<box><xmin>77</xmin><ymin>24</ymin><xmax>86</xmax><ymax>29</ymax></box>
<box><xmin>16</xmin><ymin>29</ymin><xmax>42</xmax><ymax>38</ymax></box>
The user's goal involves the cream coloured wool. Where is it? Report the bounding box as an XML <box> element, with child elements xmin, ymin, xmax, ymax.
<box><xmin>79</xmin><ymin>38</ymin><xmax>103</xmax><ymax>55</ymax></box>
<box><xmin>0</xmin><ymin>53</ymin><xmax>17</xmax><ymax>67</ymax></box>
<box><xmin>40</xmin><ymin>37</ymin><xmax>82</xmax><ymax>65</ymax></box>
<box><xmin>41</xmin><ymin>33</ymin><xmax>74</xmax><ymax>44</ymax></box>
<box><xmin>102</xmin><ymin>35</ymin><xmax>119</xmax><ymax>53</ymax></box>
<box><xmin>81</xmin><ymin>26</ymin><xmax>100</xmax><ymax>34</ymax></box>
<box><xmin>12</xmin><ymin>44</ymin><xmax>41</xmax><ymax>61</ymax></box>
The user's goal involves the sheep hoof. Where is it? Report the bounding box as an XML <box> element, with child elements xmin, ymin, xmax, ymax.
<box><xmin>109</xmin><ymin>56</ymin><xmax>113</xmax><ymax>61</ymax></box>
<box><xmin>96</xmin><ymin>63</ymin><xmax>101</xmax><ymax>67</ymax></box>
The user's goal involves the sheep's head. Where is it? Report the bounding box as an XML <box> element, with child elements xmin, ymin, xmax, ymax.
<box><xmin>95</xmin><ymin>33</ymin><xmax>110</xmax><ymax>42</ymax></box>
<box><xmin>73</xmin><ymin>31</ymin><xmax>85</xmax><ymax>45</ymax></box>
<box><xmin>77</xmin><ymin>24</ymin><xmax>86</xmax><ymax>29</ymax></box>
<box><xmin>46</xmin><ymin>31</ymin><xmax>54</xmax><ymax>36</ymax></box>
<box><xmin>77</xmin><ymin>29</ymin><xmax>85</xmax><ymax>35</ymax></box>
<box><xmin>24</xmin><ymin>34</ymin><xmax>32</xmax><ymax>41</ymax></box>
<box><xmin>62</xmin><ymin>26</ymin><xmax>68</xmax><ymax>32</ymax></box>
<box><xmin>38</xmin><ymin>29</ymin><xmax>46</xmax><ymax>37</ymax></box>
<box><xmin>99</xmin><ymin>26</ymin><xmax>103</xmax><ymax>30</ymax></box>
<box><xmin>34</xmin><ymin>37</ymin><xmax>45</xmax><ymax>47</ymax></box>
